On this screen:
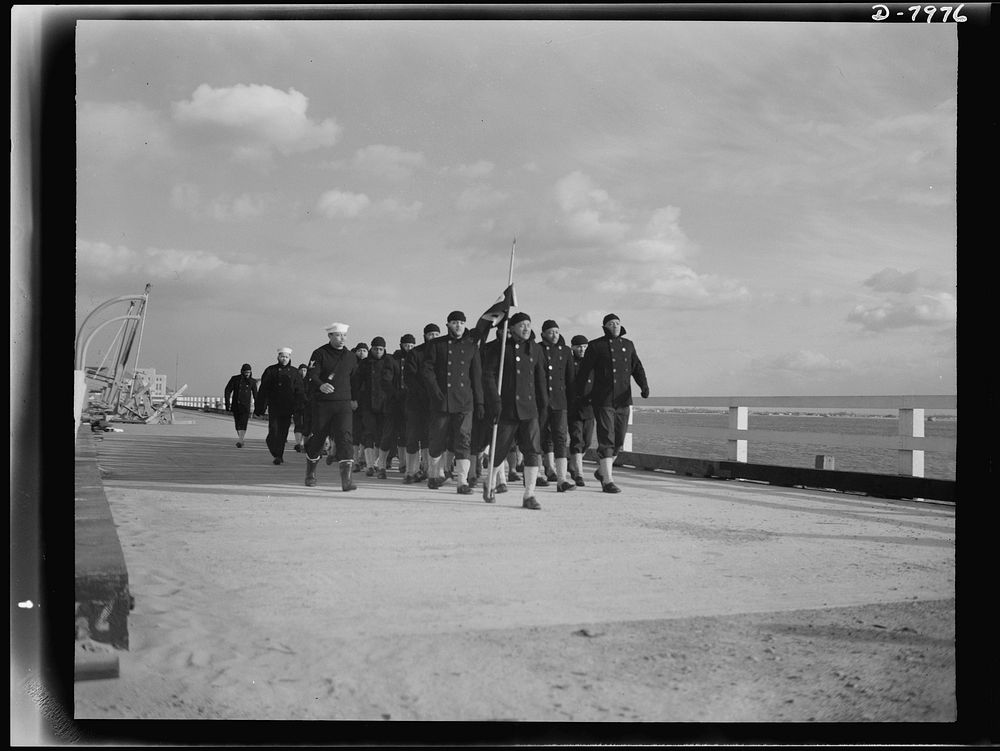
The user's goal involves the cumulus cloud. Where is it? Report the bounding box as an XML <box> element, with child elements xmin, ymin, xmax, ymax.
<box><xmin>78</xmin><ymin>101</ymin><xmax>173</xmax><ymax>160</ymax></box>
<box><xmin>546</xmin><ymin>171</ymin><xmax>748</xmax><ymax>309</ymax></box>
<box><xmin>172</xmin><ymin>84</ymin><xmax>341</xmax><ymax>159</ymax></box>
<box><xmin>78</xmin><ymin>239</ymin><xmax>230</xmax><ymax>280</ymax></box>
<box><xmin>555</xmin><ymin>171</ymin><xmax>629</xmax><ymax>242</ymax></box>
<box><xmin>849</xmin><ymin>267</ymin><xmax>956</xmax><ymax>331</ymax></box>
<box><xmin>848</xmin><ymin>292</ymin><xmax>957</xmax><ymax>331</ymax></box>
<box><xmin>354</xmin><ymin>144</ymin><xmax>426</xmax><ymax>181</ymax></box>
<box><xmin>862</xmin><ymin>267</ymin><xmax>952</xmax><ymax>294</ymax></box>
<box><xmin>317</xmin><ymin>190</ymin><xmax>371</xmax><ymax>218</ymax></box>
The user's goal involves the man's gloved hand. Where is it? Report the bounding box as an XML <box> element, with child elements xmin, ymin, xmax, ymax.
<box><xmin>486</xmin><ymin>397</ymin><xmax>501</xmax><ymax>424</ymax></box>
<box><xmin>640</xmin><ymin>387</ymin><xmax>650</xmax><ymax>399</ymax></box>
<box><xmin>475</xmin><ymin>404</ymin><xmax>485</xmax><ymax>421</ymax></box>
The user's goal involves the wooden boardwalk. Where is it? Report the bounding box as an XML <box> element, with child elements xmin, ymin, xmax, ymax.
<box><xmin>71</xmin><ymin>410</ymin><xmax>961</xmax><ymax>730</ymax></box>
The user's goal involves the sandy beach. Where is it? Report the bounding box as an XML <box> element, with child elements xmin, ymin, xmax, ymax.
<box><xmin>71</xmin><ymin>411</ymin><xmax>957</xmax><ymax>736</ymax></box>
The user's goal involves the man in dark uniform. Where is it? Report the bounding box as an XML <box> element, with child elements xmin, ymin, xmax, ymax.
<box><xmin>422</xmin><ymin>311</ymin><xmax>484</xmax><ymax>494</ymax></box>
<box><xmin>255</xmin><ymin>347</ymin><xmax>306</xmax><ymax>465</ymax></box>
<box><xmin>568</xmin><ymin>335</ymin><xmax>595</xmax><ymax>486</ymax></box>
<box><xmin>481</xmin><ymin>312</ymin><xmax>549</xmax><ymax>510</ymax></box>
<box><xmin>304</xmin><ymin>322</ymin><xmax>360</xmax><ymax>491</ymax></box>
<box><xmin>392</xmin><ymin>334</ymin><xmax>416</xmax><ymax>475</ymax></box>
<box><xmin>350</xmin><ymin>342</ymin><xmax>369</xmax><ymax>470</ymax></box>
<box><xmin>402</xmin><ymin>323</ymin><xmax>439</xmax><ymax>483</ymax></box>
<box><xmin>224</xmin><ymin>363</ymin><xmax>258</xmax><ymax>447</ymax></box>
<box><xmin>293</xmin><ymin>362</ymin><xmax>311</xmax><ymax>452</ymax></box>
<box><xmin>356</xmin><ymin>336</ymin><xmax>400</xmax><ymax>479</ymax></box>
<box><xmin>537</xmin><ymin>320</ymin><xmax>576</xmax><ymax>492</ymax></box>
<box><xmin>572</xmin><ymin>313</ymin><xmax>649</xmax><ymax>494</ymax></box>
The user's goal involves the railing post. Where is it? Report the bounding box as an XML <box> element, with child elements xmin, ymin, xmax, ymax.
<box><xmin>898</xmin><ymin>408</ymin><xmax>925</xmax><ymax>477</ymax></box>
<box><xmin>728</xmin><ymin>405</ymin><xmax>748</xmax><ymax>463</ymax></box>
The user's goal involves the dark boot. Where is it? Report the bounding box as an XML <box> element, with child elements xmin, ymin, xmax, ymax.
<box><xmin>339</xmin><ymin>460</ymin><xmax>358</xmax><ymax>492</ymax></box>
<box><xmin>305</xmin><ymin>457</ymin><xmax>319</xmax><ymax>487</ymax></box>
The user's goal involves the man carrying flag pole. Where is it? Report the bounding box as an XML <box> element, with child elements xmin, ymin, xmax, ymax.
<box><xmin>481</xmin><ymin>240</ymin><xmax>517</xmax><ymax>502</ymax></box>
<box><xmin>481</xmin><ymin>311</ymin><xmax>548</xmax><ymax>509</ymax></box>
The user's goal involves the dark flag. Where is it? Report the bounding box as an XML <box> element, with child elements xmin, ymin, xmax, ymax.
<box><xmin>474</xmin><ymin>284</ymin><xmax>517</xmax><ymax>342</ymax></box>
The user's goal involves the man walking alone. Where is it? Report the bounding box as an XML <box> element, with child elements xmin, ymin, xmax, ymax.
<box><xmin>572</xmin><ymin>314</ymin><xmax>649</xmax><ymax>494</ymax></box>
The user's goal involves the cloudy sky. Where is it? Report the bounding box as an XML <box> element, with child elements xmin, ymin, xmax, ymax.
<box><xmin>74</xmin><ymin>13</ymin><xmax>958</xmax><ymax>398</ymax></box>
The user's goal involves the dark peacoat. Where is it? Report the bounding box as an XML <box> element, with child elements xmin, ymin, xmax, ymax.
<box><xmin>224</xmin><ymin>373</ymin><xmax>257</xmax><ymax>411</ymax></box>
<box><xmin>307</xmin><ymin>344</ymin><xmax>359</xmax><ymax>404</ymax></box>
<box><xmin>255</xmin><ymin>361</ymin><xmax>305</xmax><ymax>417</ymax></box>
<box><xmin>573</xmin><ymin>333</ymin><xmax>648</xmax><ymax>409</ymax></box>
<box><xmin>538</xmin><ymin>334</ymin><xmax>575</xmax><ymax>411</ymax></box>
<box><xmin>356</xmin><ymin>353</ymin><xmax>400</xmax><ymax>414</ymax></box>
<box><xmin>481</xmin><ymin>332</ymin><xmax>549</xmax><ymax>422</ymax></box>
<box><xmin>422</xmin><ymin>330</ymin><xmax>483</xmax><ymax>414</ymax></box>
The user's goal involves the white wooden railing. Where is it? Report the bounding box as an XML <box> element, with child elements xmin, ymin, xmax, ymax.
<box><xmin>174</xmin><ymin>395</ymin><xmax>226</xmax><ymax>410</ymax></box>
<box><xmin>175</xmin><ymin>393</ymin><xmax>956</xmax><ymax>479</ymax></box>
<box><xmin>632</xmin><ymin>395</ymin><xmax>956</xmax><ymax>478</ymax></box>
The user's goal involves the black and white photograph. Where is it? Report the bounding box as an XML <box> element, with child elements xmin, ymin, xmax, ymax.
<box><xmin>11</xmin><ymin>2</ymin><xmax>993</xmax><ymax>746</ymax></box>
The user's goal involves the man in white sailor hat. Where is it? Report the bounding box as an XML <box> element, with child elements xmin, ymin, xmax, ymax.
<box><xmin>303</xmin><ymin>322</ymin><xmax>361</xmax><ymax>490</ymax></box>
<box><xmin>255</xmin><ymin>346</ymin><xmax>306</xmax><ymax>465</ymax></box>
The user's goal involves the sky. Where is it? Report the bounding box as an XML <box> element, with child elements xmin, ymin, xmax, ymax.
<box><xmin>72</xmin><ymin>12</ymin><xmax>959</xmax><ymax>399</ymax></box>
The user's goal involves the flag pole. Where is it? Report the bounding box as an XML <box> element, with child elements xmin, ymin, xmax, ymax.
<box><xmin>484</xmin><ymin>238</ymin><xmax>516</xmax><ymax>501</ymax></box>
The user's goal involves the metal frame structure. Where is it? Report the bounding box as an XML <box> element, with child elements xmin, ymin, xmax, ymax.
<box><xmin>75</xmin><ymin>284</ymin><xmax>183</xmax><ymax>423</ymax></box>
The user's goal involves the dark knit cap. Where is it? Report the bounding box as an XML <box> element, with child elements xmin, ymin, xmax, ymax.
<box><xmin>241</xmin><ymin>363</ymin><xmax>252</xmax><ymax>372</ymax></box>
<box><xmin>571</xmin><ymin>335</ymin><xmax>588</xmax><ymax>346</ymax></box>
<box><xmin>400</xmin><ymin>333</ymin><xmax>416</xmax><ymax>344</ymax></box>
<box><xmin>354</xmin><ymin>342</ymin><xmax>369</xmax><ymax>351</ymax></box>
<box><xmin>509</xmin><ymin>312</ymin><xmax>531</xmax><ymax>326</ymax></box>
<box><xmin>447</xmin><ymin>310</ymin><xmax>466</xmax><ymax>322</ymax></box>
<box><xmin>298</xmin><ymin>363</ymin><xmax>308</xmax><ymax>370</ymax></box>
<box><xmin>371</xmin><ymin>336</ymin><xmax>387</xmax><ymax>348</ymax></box>
<box><xmin>423</xmin><ymin>323</ymin><xmax>441</xmax><ymax>334</ymax></box>
<box><xmin>603</xmin><ymin>313</ymin><xmax>621</xmax><ymax>326</ymax></box>
<box><xmin>542</xmin><ymin>319</ymin><xmax>559</xmax><ymax>331</ymax></box>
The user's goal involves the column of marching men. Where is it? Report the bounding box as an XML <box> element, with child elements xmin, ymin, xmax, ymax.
<box><xmin>223</xmin><ymin>311</ymin><xmax>649</xmax><ymax>510</ymax></box>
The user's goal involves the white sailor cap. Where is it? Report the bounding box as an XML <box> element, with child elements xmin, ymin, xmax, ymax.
<box><xmin>325</xmin><ymin>322</ymin><xmax>349</xmax><ymax>334</ymax></box>
<box><xmin>277</xmin><ymin>347</ymin><xmax>293</xmax><ymax>356</ymax></box>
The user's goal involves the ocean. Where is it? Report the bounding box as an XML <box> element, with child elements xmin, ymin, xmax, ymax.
<box><xmin>630</xmin><ymin>410</ymin><xmax>957</xmax><ymax>481</ymax></box>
